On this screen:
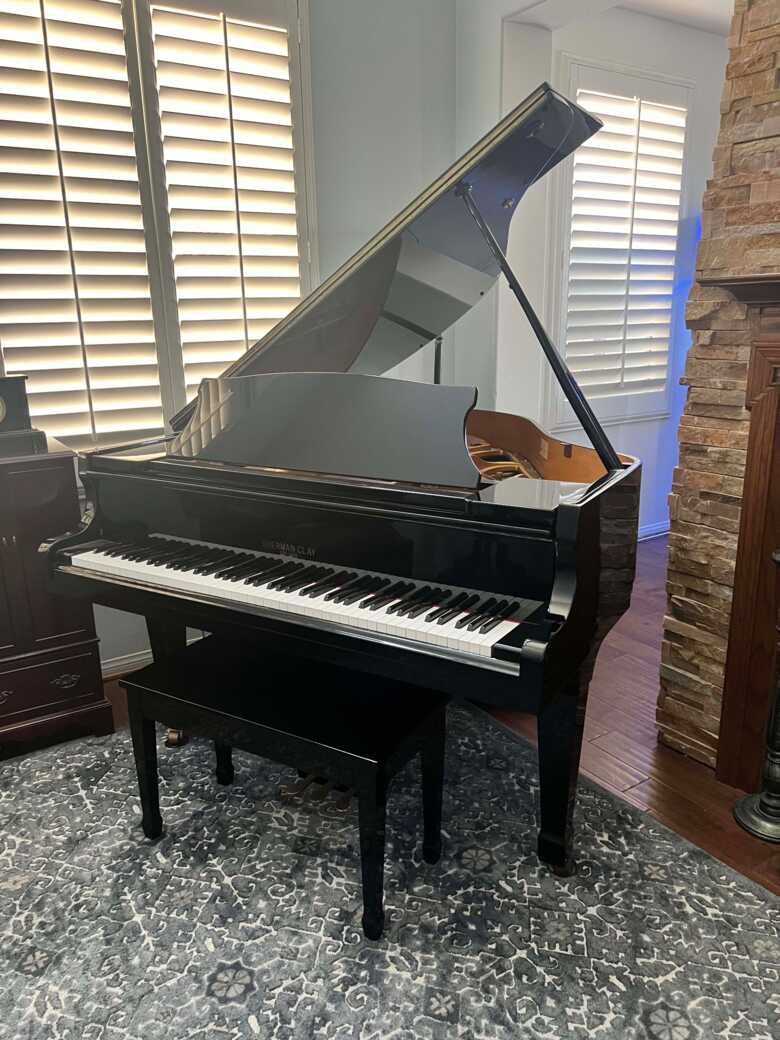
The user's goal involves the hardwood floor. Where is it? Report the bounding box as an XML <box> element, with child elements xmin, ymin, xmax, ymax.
<box><xmin>492</xmin><ymin>535</ymin><xmax>780</xmax><ymax>895</ymax></box>
<box><xmin>103</xmin><ymin>536</ymin><xmax>779</xmax><ymax>895</ymax></box>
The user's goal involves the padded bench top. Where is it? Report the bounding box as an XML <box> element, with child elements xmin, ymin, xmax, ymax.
<box><xmin>121</xmin><ymin>635</ymin><xmax>447</xmax><ymax>761</ymax></box>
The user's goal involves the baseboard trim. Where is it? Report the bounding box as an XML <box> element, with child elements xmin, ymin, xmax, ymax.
<box><xmin>638</xmin><ymin>521</ymin><xmax>670</xmax><ymax>541</ymax></box>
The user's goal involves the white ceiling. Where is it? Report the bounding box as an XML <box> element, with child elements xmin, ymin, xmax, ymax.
<box><xmin>509</xmin><ymin>0</ymin><xmax>733</xmax><ymax>36</ymax></box>
<box><xmin>618</xmin><ymin>0</ymin><xmax>733</xmax><ymax>36</ymax></box>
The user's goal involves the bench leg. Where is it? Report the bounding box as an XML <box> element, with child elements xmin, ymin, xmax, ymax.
<box><xmin>215</xmin><ymin>742</ymin><xmax>234</xmax><ymax>785</ymax></box>
<box><xmin>145</xmin><ymin>616</ymin><xmax>189</xmax><ymax>749</ymax></box>
<box><xmin>128</xmin><ymin>699</ymin><xmax>163</xmax><ymax>840</ymax></box>
<box><xmin>358</xmin><ymin>776</ymin><xmax>387</xmax><ymax>941</ymax></box>
<box><xmin>421</xmin><ymin>712</ymin><xmax>445</xmax><ymax>864</ymax></box>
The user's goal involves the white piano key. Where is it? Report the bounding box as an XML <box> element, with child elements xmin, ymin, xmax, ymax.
<box><xmin>70</xmin><ymin>536</ymin><xmax>540</xmax><ymax>662</ymax></box>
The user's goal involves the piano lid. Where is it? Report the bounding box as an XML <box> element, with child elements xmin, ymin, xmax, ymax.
<box><xmin>168</xmin><ymin>372</ymin><xmax>482</xmax><ymax>490</ymax></box>
<box><xmin>170</xmin><ymin>83</ymin><xmax>600</xmax><ymax>432</ymax></box>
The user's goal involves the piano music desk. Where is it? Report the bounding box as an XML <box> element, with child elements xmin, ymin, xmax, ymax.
<box><xmin>120</xmin><ymin>636</ymin><xmax>447</xmax><ymax>941</ymax></box>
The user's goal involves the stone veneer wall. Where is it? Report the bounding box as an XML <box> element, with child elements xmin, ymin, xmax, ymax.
<box><xmin>657</xmin><ymin>0</ymin><xmax>780</xmax><ymax>767</ymax></box>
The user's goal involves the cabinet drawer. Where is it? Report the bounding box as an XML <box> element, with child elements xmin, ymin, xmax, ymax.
<box><xmin>0</xmin><ymin>648</ymin><xmax>102</xmax><ymax>725</ymax></box>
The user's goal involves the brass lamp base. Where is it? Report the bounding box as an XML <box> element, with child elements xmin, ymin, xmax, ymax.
<box><xmin>734</xmin><ymin>794</ymin><xmax>780</xmax><ymax>843</ymax></box>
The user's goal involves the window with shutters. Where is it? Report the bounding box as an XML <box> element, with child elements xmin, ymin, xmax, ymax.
<box><xmin>556</xmin><ymin>63</ymin><xmax>690</xmax><ymax>427</ymax></box>
<box><xmin>149</xmin><ymin>2</ymin><xmax>304</xmax><ymax>399</ymax></box>
<box><xmin>0</xmin><ymin>0</ymin><xmax>163</xmax><ymax>450</ymax></box>
<box><xmin>0</xmin><ymin>0</ymin><xmax>314</xmax><ymax>447</ymax></box>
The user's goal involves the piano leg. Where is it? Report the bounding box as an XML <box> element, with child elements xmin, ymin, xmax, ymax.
<box><xmin>536</xmin><ymin>664</ymin><xmax>590</xmax><ymax>876</ymax></box>
<box><xmin>128</xmin><ymin>697</ymin><xmax>163</xmax><ymax>840</ymax></box>
<box><xmin>145</xmin><ymin>615</ymin><xmax>188</xmax><ymax>748</ymax></box>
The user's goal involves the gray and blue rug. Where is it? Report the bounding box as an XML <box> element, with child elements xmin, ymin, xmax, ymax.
<box><xmin>0</xmin><ymin>705</ymin><xmax>777</xmax><ymax>1039</ymax></box>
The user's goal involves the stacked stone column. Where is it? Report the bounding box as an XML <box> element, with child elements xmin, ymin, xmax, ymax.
<box><xmin>658</xmin><ymin>0</ymin><xmax>780</xmax><ymax>766</ymax></box>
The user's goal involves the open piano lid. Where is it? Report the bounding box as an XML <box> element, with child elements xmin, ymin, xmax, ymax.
<box><xmin>170</xmin><ymin>84</ymin><xmax>601</xmax><ymax>434</ymax></box>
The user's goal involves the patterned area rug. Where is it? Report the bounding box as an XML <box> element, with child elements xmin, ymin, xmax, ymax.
<box><xmin>0</xmin><ymin>705</ymin><xmax>777</xmax><ymax>1040</ymax></box>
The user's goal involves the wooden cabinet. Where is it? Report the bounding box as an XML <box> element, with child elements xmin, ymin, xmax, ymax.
<box><xmin>0</xmin><ymin>440</ymin><xmax>112</xmax><ymax>759</ymax></box>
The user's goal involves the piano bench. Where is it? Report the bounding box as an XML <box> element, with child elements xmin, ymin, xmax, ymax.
<box><xmin>120</xmin><ymin>636</ymin><xmax>447</xmax><ymax>941</ymax></box>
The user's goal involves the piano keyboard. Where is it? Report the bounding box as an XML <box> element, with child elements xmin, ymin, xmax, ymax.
<box><xmin>70</xmin><ymin>535</ymin><xmax>542</xmax><ymax>660</ymax></box>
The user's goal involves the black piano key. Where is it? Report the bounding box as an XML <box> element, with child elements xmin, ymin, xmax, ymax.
<box><xmin>436</xmin><ymin>593</ymin><xmax>479</xmax><ymax>625</ymax></box>
<box><xmin>213</xmin><ymin>555</ymin><xmax>272</xmax><ymax>580</ymax></box>
<box><xmin>340</xmin><ymin>577</ymin><xmax>388</xmax><ymax>605</ymax></box>
<box><xmin>291</xmin><ymin>566</ymin><xmax>334</xmax><ymax>591</ymax></box>
<box><xmin>141</xmin><ymin>542</ymin><xmax>185</xmax><ymax>562</ymax></box>
<box><xmin>168</xmin><ymin>548</ymin><xmax>220</xmax><ymax>571</ymax></box>
<box><xmin>286</xmin><ymin>567</ymin><xmax>334</xmax><ymax>594</ymax></box>
<box><xmin>467</xmin><ymin>599</ymin><xmax>509</xmax><ymax>631</ymax></box>
<box><xmin>323</xmin><ymin>575</ymin><xmax>369</xmax><ymax>602</ymax></box>
<box><xmin>107</xmin><ymin>540</ymin><xmax>149</xmax><ymax>557</ymax></box>
<box><xmin>227</xmin><ymin>557</ymin><xmax>280</xmax><ymax>582</ymax></box>
<box><xmin>120</xmin><ymin>543</ymin><xmax>155</xmax><ymax>561</ymax></box>
<box><xmin>396</xmin><ymin>587</ymin><xmax>444</xmax><ymax>618</ymax></box>
<box><xmin>134</xmin><ymin>541</ymin><xmax>172</xmax><ymax>559</ymax></box>
<box><xmin>194</xmin><ymin>551</ymin><xmax>248</xmax><ymax>576</ymax></box>
<box><xmin>454</xmin><ymin>597</ymin><xmax>495</xmax><ymax>630</ymax></box>
<box><xmin>276</xmin><ymin>566</ymin><xmax>328</xmax><ymax>592</ymax></box>
<box><xmin>103</xmin><ymin>541</ymin><xmax>139</xmax><ymax>557</ymax></box>
<box><xmin>148</xmin><ymin>545</ymin><xmax>199</xmax><ymax>566</ymax></box>
<box><xmin>406</xmin><ymin>590</ymin><xmax>451</xmax><ymax>619</ymax></box>
<box><xmin>247</xmin><ymin>561</ymin><xmax>299</xmax><ymax>586</ymax></box>
<box><xmin>369</xmin><ymin>582</ymin><xmax>417</xmax><ymax>611</ymax></box>
<box><xmin>479</xmin><ymin>601</ymin><xmax>521</xmax><ymax>634</ymax></box>
<box><xmin>189</xmin><ymin>551</ymin><xmax>231</xmax><ymax>574</ymax></box>
<box><xmin>70</xmin><ymin>539</ymin><xmax>114</xmax><ymax>557</ymax></box>
<box><xmin>361</xmin><ymin>580</ymin><xmax>409</xmax><ymax>610</ymax></box>
<box><xmin>184</xmin><ymin>547</ymin><xmax>232</xmax><ymax>568</ymax></box>
<box><xmin>158</xmin><ymin>545</ymin><xmax>207</xmax><ymax>569</ymax></box>
<box><xmin>327</xmin><ymin>575</ymin><xmax>374</xmax><ymax>604</ymax></box>
<box><xmin>426</xmin><ymin>591</ymin><xmax>468</xmax><ymax>622</ymax></box>
<box><xmin>301</xmin><ymin>570</ymin><xmax>353</xmax><ymax>598</ymax></box>
<box><xmin>387</xmin><ymin>585</ymin><xmax>431</xmax><ymax>615</ymax></box>
<box><xmin>455</xmin><ymin>597</ymin><xmax>497</xmax><ymax>630</ymax></box>
<box><xmin>124</xmin><ymin>543</ymin><xmax>177</xmax><ymax>563</ymax></box>
<box><xmin>266</xmin><ymin>563</ymin><xmax>307</xmax><ymax>589</ymax></box>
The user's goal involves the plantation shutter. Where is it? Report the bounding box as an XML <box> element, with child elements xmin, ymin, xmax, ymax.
<box><xmin>150</xmin><ymin>3</ymin><xmax>302</xmax><ymax>399</ymax></box>
<box><xmin>0</xmin><ymin>0</ymin><xmax>163</xmax><ymax>449</ymax></box>
<box><xmin>564</xmin><ymin>88</ymin><xmax>686</xmax><ymax>399</ymax></box>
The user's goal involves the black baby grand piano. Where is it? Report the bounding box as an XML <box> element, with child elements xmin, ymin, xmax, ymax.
<box><xmin>43</xmin><ymin>84</ymin><xmax>640</xmax><ymax>873</ymax></box>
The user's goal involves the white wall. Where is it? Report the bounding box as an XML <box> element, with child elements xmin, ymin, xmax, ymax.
<box><xmin>310</xmin><ymin>0</ymin><xmax>457</xmax><ymax>384</ymax></box>
<box><xmin>496</xmin><ymin>7</ymin><xmax>727</xmax><ymax>534</ymax></box>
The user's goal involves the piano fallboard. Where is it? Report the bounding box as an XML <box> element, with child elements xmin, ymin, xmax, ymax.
<box><xmin>80</xmin><ymin>466</ymin><xmax>562</xmax><ymax>604</ymax></box>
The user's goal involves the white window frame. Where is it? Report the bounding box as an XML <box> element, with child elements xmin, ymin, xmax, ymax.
<box><xmin>543</xmin><ymin>53</ymin><xmax>694</xmax><ymax>434</ymax></box>
<box><xmin>121</xmin><ymin>0</ymin><xmax>318</xmax><ymax>423</ymax></box>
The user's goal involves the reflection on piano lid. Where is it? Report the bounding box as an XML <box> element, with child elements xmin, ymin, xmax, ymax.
<box><xmin>170</xmin><ymin>83</ymin><xmax>601</xmax><ymax>433</ymax></box>
<box><xmin>168</xmin><ymin>373</ymin><xmax>483</xmax><ymax>490</ymax></box>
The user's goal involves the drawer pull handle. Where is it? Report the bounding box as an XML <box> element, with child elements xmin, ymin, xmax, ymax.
<box><xmin>0</xmin><ymin>690</ymin><xmax>11</xmax><ymax>706</ymax></box>
<box><xmin>51</xmin><ymin>673</ymin><xmax>80</xmax><ymax>690</ymax></box>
